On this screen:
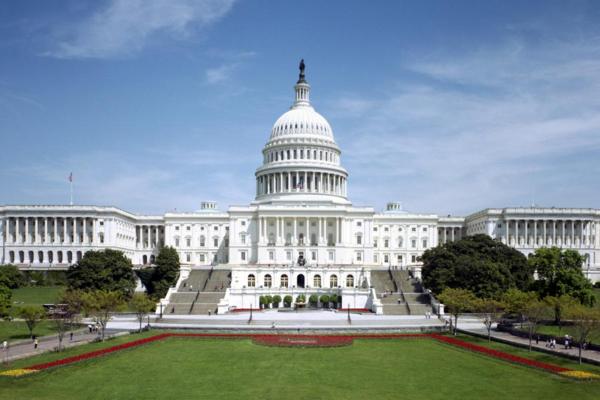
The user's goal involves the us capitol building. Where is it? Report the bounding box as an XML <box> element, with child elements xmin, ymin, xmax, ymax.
<box><xmin>1</xmin><ymin>62</ymin><xmax>599</xmax><ymax>312</ymax></box>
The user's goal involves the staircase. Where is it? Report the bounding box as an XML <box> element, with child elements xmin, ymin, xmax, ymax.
<box><xmin>166</xmin><ymin>269</ymin><xmax>231</xmax><ymax>315</ymax></box>
<box><xmin>371</xmin><ymin>269</ymin><xmax>432</xmax><ymax>316</ymax></box>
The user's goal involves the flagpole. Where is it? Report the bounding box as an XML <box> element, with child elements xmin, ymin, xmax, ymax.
<box><xmin>70</xmin><ymin>180</ymin><xmax>73</xmax><ymax>206</ymax></box>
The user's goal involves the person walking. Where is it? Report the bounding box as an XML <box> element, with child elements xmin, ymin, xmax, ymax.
<box><xmin>70</xmin><ymin>331</ymin><xmax>74</xmax><ymax>341</ymax></box>
<box><xmin>34</xmin><ymin>338</ymin><xmax>39</xmax><ymax>350</ymax></box>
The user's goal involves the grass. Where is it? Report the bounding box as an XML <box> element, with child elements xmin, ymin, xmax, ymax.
<box><xmin>1</xmin><ymin>333</ymin><xmax>600</xmax><ymax>399</ymax></box>
<box><xmin>0</xmin><ymin>320</ymin><xmax>62</xmax><ymax>342</ymax></box>
<box><xmin>11</xmin><ymin>286</ymin><xmax>63</xmax><ymax>307</ymax></box>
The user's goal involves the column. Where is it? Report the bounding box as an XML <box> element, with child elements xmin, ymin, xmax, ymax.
<box><xmin>515</xmin><ymin>220</ymin><xmax>519</xmax><ymax>246</ymax></box>
<box><xmin>25</xmin><ymin>218</ymin><xmax>30</xmax><ymax>244</ymax></box>
<box><xmin>543</xmin><ymin>220</ymin><xmax>547</xmax><ymax>246</ymax></box>
<box><xmin>34</xmin><ymin>218</ymin><xmax>39</xmax><ymax>244</ymax></box>
<box><xmin>505</xmin><ymin>219</ymin><xmax>509</xmax><ymax>244</ymax></box>
<box><xmin>320</xmin><ymin>173</ymin><xmax>323</xmax><ymax>194</ymax></box>
<box><xmin>293</xmin><ymin>218</ymin><xmax>297</xmax><ymax>245</ymax></box>
<box><xmin>533</xmin><ymin>220</ymin><xmax>537</xmax><ymax>247</ymax></box>
<box><xmin>571</xmin><ymin>220</ymin><xmax>575</xmax><ymax>246</ymax></box>
<box><xmin>275</xmin><ymin>217</ymin><xmax>280</xmax><ymax>244</ymax></box>
<box><xmin>451</xmin><ymin>227</ymin><xmax>455</xmax><ymax>242</ymax></box>
<box><xmin>337</xmin><ymin>217</ymin><xmax>341</xmax><ymax>244</ymax></box>
<box><xmin>304</xmin><ymin>171</ymin><xmax>307</xmax><ymax>192</ymax></box>
<box><xmin>561</xmin><ymin>221</ymin><xmax>565</xmax><ymax>246</ymax></box>
<box><xmin>82</xmin><ymin>218</ymin><xmax>87</xmax><ymax>244</ymax></box>
<box><xmin>524</xmin><ymin>220</ymin><xmax>528</xmax><ymax>247</ymax></box>
<box><xmin>280</xmin><ymin>173</ymin><xmax>284</xmax><ymax>193</ymax></box>
<box><xmin>318</xmin><ymin>217</ymin><xmax>322</xmax><ymax>245</ymax></box>
<box><xmin>73</xmin><ymin>218</ymin><xmax>77</xmax><ymax>244</ymax></box>
<box><xmin>305</xmin><ymin>217</ymin><xmax>309</xmax><ymax>245</ymax></box>
<box><xmin>43</xmin><ymin>218</ymin><xmax>48</xmax><ymax>244</ymax></box>
<box><xmin>553</xmin><ymin>221</ymin><xmax>556</xmax><ymax>245</ymax></box>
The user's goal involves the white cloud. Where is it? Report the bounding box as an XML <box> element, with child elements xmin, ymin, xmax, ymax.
<box><xmin>335</xmin><ymin>38</ymin><xmax>600</xmax><ymax>215</ymax></box>
<box><xmin>46</xmin><ymin>0</ymin><xmax>236</xmax><ymax>59</ymax></box>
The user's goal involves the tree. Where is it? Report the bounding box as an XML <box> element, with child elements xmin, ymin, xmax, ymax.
<box><xmin>421</xmin><ymin>234</ymin><xmax>532</xmax><ymax>298</ymax></box>
<box><xmin>259</xmin><ymin>295</ymin><xmax>266</xmax><ymax>309</ymax></box>
<box><xmin>0</xmin><ymin>265</ymin><xmax>25</xmax><ymax>289</ymax></box>
<box><xmin>51</xmin><ymin>316</ymin><xmax>69</xmax><ymax>351</ymax></box>
<box><xmin>438</xmin><ymin>288</ymin><xmax>478</xmax><ymax>335</ymax></box>
<box><xmin>0</xmin><ymin>285</ymin><xmax>11</xmax><ymax>319</ymax></box>
<box><xmin>18</xmin><ymin>306</ymin><xmax>46</xmax><ymax>339</ymax></box>
<box><xmin>543</xmin><ymin>295</ymin><xmax>577</xmax><ymax>331</ymax></box>
<box><xmin>272</xmin><ymin>295</ymin><xmax>282</xmax><ymax>308</ymax></box>
<box><xmin>283</xmin><ymin>295</ymin><xmax>293</xmax><ymax>307</ymax></box>
<box><xmin>502</xmin><ymin>289</ymin><xmax>537</xmax><ymax>328</ymax></box>
<box><xmin>476</xmin><ymin>298</ymin><xmax>505</xmax><ymax>342</ymax></box>
<box><xmin>130</xmin><ymin>293</ymin><xmax>155</xmax><ymax>332</ymax></box>
<box><xmin>320</xmin><ymin>294</ymin><xmax>330</xmax><ymax>308</ymax></box>
<box><xmin>265</xmin><ymin>295</ymin><xmax>273</xmax><ymax>309</ymax></box>
<box><xmin>330</xmin><ymin>294</ymin><xmax>339</xmax><ymax>308</ymax></box>
<box><xmin>309</xmin><ymin>294</ymin><xmax>318</xmax><ymax>307</ymax></box>
<box><xmin>522</xmin><ymin>299</ymin><xmax>551</xmax><ymax>351</ymax></box>
<box><xmin>59</xmin><ymin>289</ymin><xmax>85</xmax><ymax>335</ymax></box>
<box><xmin>67</xmin><ymin>250</ymin><xmax>136</xmax><ymax>298</ymax></box>
<box><xmin>530</xmin><ymin>247</ymin><xmax>596</xmax><ymax>306</ymax></box>
<box><xmin>147</xmin><ymin>247</ymin><xmax>180</xmax><ymax>299</ymax></box>
<box><xmin>564</xmin><ymin>303</ymin><xmax>600</xmax><ymax>364</ymax></box>
<box><xmin>82</xmin><ymin>290</ymin><xmax>125</xmax><ymax>341</ymax></box>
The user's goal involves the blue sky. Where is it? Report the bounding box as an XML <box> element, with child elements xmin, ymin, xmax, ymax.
<box><xmin>1</xmin><ymin>0</ymin><xmax>599</xmax><ymax>216</ymax></box>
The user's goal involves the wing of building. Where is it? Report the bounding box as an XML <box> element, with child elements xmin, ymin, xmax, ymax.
<box><xmin>1</xmin><ymin>63</ymin><xmax>599</xmax><ymax>313</ymax></box>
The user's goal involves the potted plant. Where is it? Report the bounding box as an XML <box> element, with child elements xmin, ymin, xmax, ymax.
<box><xmin>284</xmin><ymin>295</ymin><xmax>293</xmax><ymax>308</ymax></box>
<box><xmin>272</xmin><ymin>295</ymin><xmax>282</xmax><ymax>308</ymax></box>
<box><xmin>309</xmin><ymin>294</ymin><xmax>318</xmax><ymax>308</ymax></box>
<box><xmin>259</xmin><ymin>295</ymin><xmax>266</xmax><ymax>309</ymax></box>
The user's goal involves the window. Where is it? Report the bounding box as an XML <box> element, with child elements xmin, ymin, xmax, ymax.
<box><xmin>214</xmin><ymin>226</ymin><xmax>219</xmax><ymax>231</ymax></box>
<box><xmin>411</xmin><ymin>239</ymin><xmax>416</xmax><ymax>248</ymax></box>
<box><xmin>200</xmin><ymin>236</ymin><xmax>205</xmax><ymax>247</ymax></box>
<box><xmin>422</xmin><ymin>239</ymin><xmax>428</xmax><ymax>248</ymax></box>
<box><xmin>356</xmin><ymin>235</ymin><xmax>362</xmax><ymax>245</ymax></box>
<box><xmin>397</xmin><ymin>254</ymin><xmax>403</xmax><ymax>263</ymax></box>
<box><xmin>411</xmin><ymin>227</ymin><xmax>416</xmax><ymax>232</ymax></box>
<box><xmin>264</xmin><ymin>274</ymin><xmax>272</xmax><ymax>288</ymax></box>
<box><xmin>175</xmin><ymin>238</ymin><xmax>180</xmax><ymax>247</ymax></box>
<box><xmin>314</xmin><ymin>275</ymin><xmax>322</xmax><ymax>288</ymax></box>
<box><xmin>240</xmin><ymin>234</ymin><xmax>246</xmax><ymax>244</ymax></box>
<box><xmin>384</xmin><ymin>239</ymin><xmax>389</xmax><ymax>248</ymax></box>
<box><xmin>241</xmin><ymin>251</ymin><xmax>246</xmax><ymax>261</ymax></box>
<box><xmin>384</xmin><ymin>227</ymin><xmax>389</xmax><ymax>232</ymax></box>
<box><xmin>175</xmin><ymin>226</ymin><xmax>180</xmax><ymax>231</ymax></box>
<box><xmin>187</xmin><ymin>226</ymin><xmax>191</xmax><ymax>231</ymax></box>
<box><xmin>330</xmin><ymin>275</ymin><xmax>338</xmax><ymax>288</ymax></box>
<box><xmin>269</xmin><ymin>251</ymin><xmax>274</xmax><ymax>261</ymax></box>
<box><xmin>213</xmin><ymin>238</ymin><xmax>219</xmax><ymax>247</ymax></box>
<box><xmin>328</xmin><ymin>251</ymin><xmax>334</xmax><ymax>261</ymax></box>
<box><xmin>384</xmin><ymin>254</ymin><xmax>389</xmax><ymax>263</ymax></box>
<box><xmin>199</xmin><ymin>254</ymin><xmax>206</xmax><ymax>262</ymax></box>
<box><xmin>186</xmin><ymin>253</ymin><xmax>191</xmax><ymax>262</ymax></box>
<box><xmin>373</xmin><ymin>239</ymin><xmax>378</xmax><ymax>247</ymax></box>
<box><xmin>247</xmin><ymin>274</ymin><xmax>255</xmax><ymax>287</ymax></box>
<box><xmin>286</xmin><ymin>251</ymin><xmax>292</xmax><ymax>260</ymax></box>
<box><xmin>374</xmin><ymin>254</ymin><xmax>378</xmax><ymax>263</ymax></box>
<box><xmin>356</xmin><ymin>252</ymin><xmax>362</xmax><ymax>262</ymax></box>
<box><xmin>186</xmin><ymin>238</ymin><xmax>191</xmax><ymax>247</ymax></box>
<box><xmin>311</xmin><ymin>251</ymin><xmax>316</xmax><ymax>261</ymax></box>
<box><xmin>281</xmin><ymin>274</ymin><xmax>289</xmax><ymax>287</ymax></box>
<box><xmin>346</xmin><ymin>275</ymin><xmax>354</xmax><ymax>287</ymax></box>
<box><xmin>356</xmin><ymin>221</ymin><xmax>362</xmax><ymax>227</ymax></box>
<box><xmin>241</xmin><ymin>220</ymin><xmax>246</xmax><ymax>226</ymax></box>
<box><xmin>411</xmin><ymin>255</ymin><xmax>416</xmax><ymax>263</ymax></box>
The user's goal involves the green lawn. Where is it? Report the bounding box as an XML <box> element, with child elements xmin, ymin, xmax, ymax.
<box><xmin>11</xmin><ymin>286</ymin><xmax>63</xmax><ymax>307</ymax></box>
<box><xmin>0</xmin><ymin>320</ymin><xmax>63</xmax><ymax>342</ymax></box>
<box><xmin>1</xmin><ymin>334</ymin><xmax>600</xmax><ymax>399</ymax></box>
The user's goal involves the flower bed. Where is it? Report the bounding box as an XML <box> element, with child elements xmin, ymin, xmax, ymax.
<box><xmin>2</xmin><ymin>332</ymin><xmax>596</xmax><ymax>379</ymax></box>
<box><xmin>252</xmin><ymin>334</ymin><xmax>353</xmax><ymax>348</ymax></box>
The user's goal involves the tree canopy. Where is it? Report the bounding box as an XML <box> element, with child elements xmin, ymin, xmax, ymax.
<box><xmin>140</xmin><ymin>246</ymin><xmax>180</xmax><ymax>299</ymax></box>
<box><xmin>66</xmin><ymin>249</ymin><xmax>136</xmax><ymax>298</ymax></box>
<box><xmin>421</xmin><ymin>234</ymin><xmax>533</xmax><ymax>298</ymax></box>
<box><xmin>0</xmin><ymin>264</ymin><xmax>25</xmax><ymax>289</ymax></box>
<box><xmin>529</xmin><ymin>247</ymin><xmax>595</xmax><ymax>306</ymax></box>
<box><xmin>0</xmin><ymin>285</ymin><xmax>11</xmax><ymax>319</ymax></box>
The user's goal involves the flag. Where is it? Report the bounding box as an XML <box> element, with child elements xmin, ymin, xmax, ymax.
<box><xmin>68</xmin><ymin>172</ymin><xmax>73</xmax><ymax>183</ymax></box>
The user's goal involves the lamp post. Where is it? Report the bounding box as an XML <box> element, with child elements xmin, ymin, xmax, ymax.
<box><xmin>159</xmin><ymin>303</ymin><xmax>163</xmax><ymax>319</ymax></box>
<box><xmin>249</xmin><ymin>303</ymin><xmax>253</xmax><ymax>324</ymax></box>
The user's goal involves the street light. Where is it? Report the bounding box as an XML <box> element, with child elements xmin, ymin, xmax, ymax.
<box><xmin>347</xmin><ymin>303</ymin><xmax>351</xmax><ymax>325</ymax></box>
<box><xmin>249</xmin><ymin>303</ymin><xmax>253</xmax><ymax>324</ymax></box>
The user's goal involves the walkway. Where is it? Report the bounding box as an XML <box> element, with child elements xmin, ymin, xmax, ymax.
<box><xmin>454</xmin><ymin>316</ymin><xmax>600</xmax><ymax>364</ymax></box>
<box><xmin>1</xmin><ymin>328</ymin><xmax>126</xmax><ymax>363</ymax></box>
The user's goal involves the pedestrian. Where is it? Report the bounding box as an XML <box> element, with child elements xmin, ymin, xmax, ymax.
<box><xmin>88</xmin><ymin>324</ymin><xmax>92</xmax><ymax>333</ymax></box>
<box><xmin>2</xmin><ymin>341</ymin><xmax>7</xmax><ymax>351</ymax></box>
<box><xmin>70</xmin><ymin>331</ymin><xmax>74</xmax><ymax>341</ymax></box>
<box><xmin>34</xmin><ymin>338</ymin><xmax>39</xmax><ymax>350</ymax></box>
<box><xmin>535</xmin><ymin>335</ymin><xmax>539</xmax><ymax>345</ymax></box>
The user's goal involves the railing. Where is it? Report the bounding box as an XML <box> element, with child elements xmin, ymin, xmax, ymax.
<box><xmin>188</xmin><ymin>289</ymin><xmax>200</xmax><ymax>314</ymax></box>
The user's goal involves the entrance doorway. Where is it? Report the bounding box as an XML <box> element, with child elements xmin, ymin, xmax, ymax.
<box><xmin>297</xmin><ymin>274</ymin><xmax>305</xmax><ymax>288</ymax></box>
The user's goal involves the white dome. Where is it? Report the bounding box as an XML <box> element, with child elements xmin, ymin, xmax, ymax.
<box><xmin>270</xmin><ymin>106</ymin><xmax>334</xmax><ymax>140</ymax></box>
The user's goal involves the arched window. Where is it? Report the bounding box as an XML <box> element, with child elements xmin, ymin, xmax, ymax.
<box><xmin>19</xmin><ymin>251</ymin><xmax>24</xmax><ymax>263</ymax></box>
<box><xmin>330</xmin><ymin>275</ymin><xmax>338</xmax><ymax>288</ymax></box>
<box><xmin>143</xmin><ymin>255</ymin><xmax>148</xmax><ymax>265</ymax></box>
<box><xmin>264</xmin><ymin>274</ymin><xmax>272</xmax><ymax>288</ymax></box>
<box><xmin>199</xmin><ymin>235</ymin><xmax>205</xmax><ymax>247</ymax></box>
<box><xmin>280</xmin><ymin>274</ymin><xmax>288</xmax><ymax>287</ymax></box>
<box><xmin>247</xmin><ymin>274</ymin><xmax>256</xmax><ymax>287</ymax></box>
<box><xmin>9</xmin><ymin>251</ymin><xmax>14</xmax><ymax>263</ymax></box>
<box><xmin>57</xmin><ymin>251</ymin><xmax>63</xmax><ymax>263</ymax></box>
<box><xmin>48</xmin><ymin>251</ymin><xmax>53</xmax><ymax>263</ymax></box>
<box><xmin>76</xmin><ymin>251</ymin><xmax>82</xmax><ymax>262</ymax></box>
<box><xmin>314</xmin><ymin>274</ymin><xmax>321</xmax><ymax>288</ymax></box>
<box><xmin>346</xmin><ymin>274</ymin><xmax>354</xmax><ymax>288</ymax></box>
<box><xmin>298</xmin><ymin>233</ymin><xmax>304</xmax><ymax>245</ymax></box>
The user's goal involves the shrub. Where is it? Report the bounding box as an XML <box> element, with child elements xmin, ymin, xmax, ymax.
<box><xmin>594</xmin><ymin>282</ymin><xmax>600</xmax><ymax>289</ymax></box>
<box><xmin>265</xmin><ymin>295</ymin><xmax>273</xmax><ymax>308</ymax></box>
<box><xmin>272</xmin><ymin>295</ymin><xmax>282</xmax><ymax>308</ymax></box>
<box><xmin>320</xmin><ymin>295</ymin><xmax>330</xmax><ymax>308</ymax></box>
<box><xmin>283</xmin><ymin>295</ymin><xmax>293</xmax><ymax>307</ymax></box>
<box><xmin>259</xmin><ymin>295</ymin><xmax>266</xmax><ymax>308</ymax></box>
<box><xmin>329</xmin><ymin>294</ymin><xmax>338</xmax><ymax>305</ymax></box>
<box><xmin>0</xmin><ymin>265</ymin><xmax>25</xmax><ymax>289</ymax></box>
<box><xmin>309</xmin><ymin>294</ymin><xmax>318</xmax><ymax>306</ymax></box>
<box><xmin>296</xmin><ymin>294</ymin><xmax>306</xmax><ymax>304</ymax></box>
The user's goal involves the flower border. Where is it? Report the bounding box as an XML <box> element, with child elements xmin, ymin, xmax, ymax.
<box><xmin>2</xmin><ymin>332</ymin><xmax>595</xmax><ymax>379</ymax></box>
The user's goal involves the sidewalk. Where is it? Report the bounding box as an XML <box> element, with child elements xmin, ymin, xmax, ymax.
<box><xmin>454</xmin><ymin>317</ymin><xmax>600</xmax><ymax>365</ymax></box>
<box><xmin>1</xmin><ymin>329</ymin><xmax>127</xmax><ymax>364</ymax></box>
